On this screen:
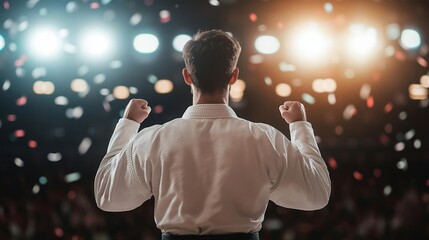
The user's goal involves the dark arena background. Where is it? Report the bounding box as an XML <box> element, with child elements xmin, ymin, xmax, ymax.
<box><xmin>1</xmin><ymin>0</ymin><xmax>429</xmax><ymax>239</ymax></box>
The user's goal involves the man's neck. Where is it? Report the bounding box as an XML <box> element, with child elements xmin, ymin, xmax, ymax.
<box><xmin>193</xmin><ymin>89</ymin><xmax>229</xmax><ymax>105</ymax></box>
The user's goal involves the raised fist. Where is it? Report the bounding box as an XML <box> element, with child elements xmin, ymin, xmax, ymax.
<box><xmin>123</xmin><ymin>99</ymin><xmax>151</xmax><ymax>123</ymax></box>
<box><xmin>279</xmin><ymin>101</ymin><xmax>307</xmax><ymax>124</ymax></box>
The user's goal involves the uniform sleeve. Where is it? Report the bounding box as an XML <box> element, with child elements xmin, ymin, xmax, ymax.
<box><xmin>269</xmin><ymin>121</ymin><xmax>331</xmax><ymax>210</ymax></box>
<box><xmin>94</xmin><ymin>118</ymin><xmax>152</xmax><ymax>212</ymax></box>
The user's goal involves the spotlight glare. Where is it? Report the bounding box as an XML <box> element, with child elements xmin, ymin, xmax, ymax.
<box><xmin>255</xmin><ymin>35</ymin><xmax>280</xmax><ymax>54</ymax></box>
<box><xmin>80</xmin><ymin>29</ymin><xmax>113</xmax><ymax>58</ymax></box>
<box><xmin>290</xmin><ymin>23</ymin><xmax>332</xmax><ymax>62</ymax></box>
<box><xmin>400</xmin><ymin>29</ymin><xmax>421</xmax><ymax>50</ymax></box>
<box><xmin>134</xmin><ymin>34</ymin><xmax>159</xmax><ymax>54</ymax></box>
<box><xmin>154</xmin><ymin>79</ymin><xmax>173</xmax><ymax>94</ymax></box>
<box><xmin>346</xmin><ymin>24</ymin><xmax>378</xmax><ymax>59</ymax></box>
<box><xmin>172</xmin><ymin>34</ymin><xmax>192</xmax><ymax>52</ymax></box>
<box><xmin>27</xmin><ymin>27</ymin><xmax>61</xmax><ymax>58</ymax></box>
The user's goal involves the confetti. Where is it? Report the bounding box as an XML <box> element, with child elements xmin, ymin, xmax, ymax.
<box><xmin>39</xmin><ymin>176</ymin><xmax>48</xmax><ymax>185</ymax></box>
<box><xmin>405</xmin><ymin>129</ymin><xmax>415</xmax><ymax>140</ymax></box>
<box><xmin>78</xmin><ymin>137</ymin><xmax>92</xmax><ymax>155</ymax></box>
<box><xmin>383</xmin><ymin>185</ymin><xmax>392</xmax><ymax>196</ymax></box>
<box><xmin>130</xmin><ymin>13</ymin><xmax>142</xmax><ymax>26</ymax></box>
<box><xmin>15</xmin><ymin>129</ymin><xmax>25</xmax><ymax>138</ymax></box>
<box><xmin>65</xmin><ymin>106</ymin><xmax>84</xmax><ymax>119</ymax></box>
<box><xmin>249</xmin><ymin>13</ymin><xmax>257</xmax><ymax>22</ymax></box>
<box><xmin>324</xmin><ymin>2</ymin><xmax>334</xmax><ymax>13</ymax></box>
<box><xmin>328</xmin><ymin>157</ymin><xmax>337</xmax><ymax>169</ymax></box>
<box><xmin>373</xmin><ymin>168</ymin><xmax>381</xmax><ymax>177</ymax></box>
<box><xmin>414</xmin><ymin>139</ymin><xmax>421</xmax><ymax>149</ymax></box>
<box><xmin>396</xmin><ymin>158</ymin><xmax>408</xmax><ymax>170</ymax></box>
<box><xmin>360</xmin><ymin>84</ymin><xmax>371</xmax><ymax>100</ymax></box>
<box><xmin>54</xmin><ymin>96</ymin><xmax>69</xmax><ymax>106</ymax></box>
<box><xmin>8</xmin><ymin>114</ymin><xmax>16</xmax><ymax>122</ymax></box>
<box><xmin>28</xmin><ymin>140</ymin><xmax>37</xmax><ymax>148</ymax></box>
<box><xmin>353</xmin><ymin>171</ymin><xmax>363</xmax><ymax>181</ymax></box>
<box><xmin>343</xmin><ymin>104</ymin><xmax>357</xmax><ymax>120</ymax></box>
<box><xmin>153</xmin><ymin>105</ymin><xmax>164</xmax><ymax>114</ymax></box>
<box><xmin>16</xmin><ymin>96</ymin><xmax>27</xmax><ymax>106</ymax></box>
<box><xmin>264</xmin><ymin>77</ymin><xmax>272</xmax><ymax>86</ymax></box>
<box><xmin>328</xmin><ymin>93</ymin><xmax>336</xmax><ymax>105</ymax></box>
<box><xmin>209</xmin><ymin>0</ymin><xmax>220</xmax><ymax>7</ymax></box>
<box><xmin>14</xmin><ymin>158</ymin><xmax>24</xmax><ymax>167</ymax></box>
<box><xmin>154</xmin><ymin>79</ymin><xmax>174</xmax><ymax>94</ymax></box>
<box><xmin>47</xmin><ymin>152</ymin><xmax>62</xmax><ymax>162</ymax></box>
<box><xmin>113</xmin><ymin>86</ymin><xmax>130</xmax><ymax>99</ymax></box>
<box><xmin>384</xmin><ymin>102</ymin><xmax>393</xmax><ymax>113</ymax></box>
<box><xmin>90</xmin><ymin>2</ymin><xmax>100</xmax><ymax>9</ymax></box>
<box><xmin>417</xmin><ymin>57</ymin><xmax>428</xmax><ymax>68</ymax></box>
<box><xmin>394</xmin><ymin>142</ymin><xmax>405</xmax><ymax>151</ymax></box>
<box><xmin>65</xmin><ymin>172</ymin><xmax>81</xmax><ymax>183</ymax></box>
<box><xmin>2</xmin><ymin>80</ymin><xmax>10</xmax><ymax>91</ymax></box>
<box><xmin>32</xmin><ymin>184</ymin><xmax>40</xmax><ymax>194</ymax></box>
<box><xmin>366</xmin><ymin>96</ymin><xmax>374</xmax><ymax>108</ymax></box>
<box><xmin>302</xmin><ymin>93</ymin><xmax>315</xmax><ymax>104</ymax></box>
<box><xmin>159</xmin><ymin>10</ymin><xmax>171</xmax><ymax>23</ymax></box>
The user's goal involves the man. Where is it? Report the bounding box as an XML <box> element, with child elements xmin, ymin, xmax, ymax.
<box><xmin>94</xmin><ymin>30</ymin><xmax>331</xmax><ymax>240</ymax></box>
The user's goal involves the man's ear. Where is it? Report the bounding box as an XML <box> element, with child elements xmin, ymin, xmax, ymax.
<box><xmin>229</xmin><ymin>68</ymin><xmax>239</xmax><ymax>85</ymax></box>
<box><xmin>182</xmin><ymin>68</ymin><xmax>193</xmax><ymax>86</ymax></box>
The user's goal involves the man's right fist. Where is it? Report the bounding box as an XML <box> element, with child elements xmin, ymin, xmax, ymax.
<box><xmin>123</xmin><ymin>99</ymin><xmax>151</xmax><ymax>124</ymax></box>
<box><xmin>279</xmin><ymin>101</ymin><xmax>307</xmax><ymax>124</ymax></box>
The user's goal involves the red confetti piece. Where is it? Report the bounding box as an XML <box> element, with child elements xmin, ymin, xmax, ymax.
<box><xmin>249</xmin><ymin>13</ymin><xmax>257</xmax><ymax>22</ymax></box>
<box><xmin>373</xmin><ymin>168</ymin><xmax>381</xmax><ymax>178</ymax></box>
<box><xmin>28</xmin><ymin>140</ymin><xmax>37</xmax><ymax>148</ymax></box>
<box><xmin>54</xmin><ymin>228</ymin><xmax>64</xmax><ymax>238</ymax></box>
<box><xmin>328</xmin><ymin>157</ymin><xmax>337</xmax><ymax>169</ymax></box>
<box><xmin>15</xmin><ymin>129</ymin><xmax>25</xmax><ymax>138</ymax></box>
<box><xmin>379</xmin><ymin>134</ymin><xmax>389</xmax><ymax>145</ymax></box>
<box><xmin>4</xmin><ymin>1</ymin><xmax>10</xmax><ymax>9</ymax></box>
<box><xmin>367</xmin><ymin>96</ymin><xmax>374</xmax><ymax>108</ymax></box>
<box><xmin>16</xmin><ymin>96</ymin><xmax>27</xmax><ymax>106</ymax></box>
<box><xmin>395</xmin><ymin>50</ymin><xmax>406</xmax><ymax>61</ymax></box>
<box><xmin>153</xmin><ymin>105</ymin><xmax>164</xmax><ymax>114</ymax></box>
<box><xmin>384</xmin><ymin>102</ymin><xmax>393</xmax><ymax>113</ymax></box>
<box><xmin>417</xmin><ymin>57</ymin><xmax>428</xmax><ymax>68</ymax></box>
<box><xmin>353</xmin><ymin>171</ymin><xmax>363</xmax><ymax>181</ymax></box>
<box><xmin>7</xmin><ymin>114</ymin><xmax>16</xmax><ymax>122</ymax></box>
<box><xmin>90</xmin><ymin>2</ymin><xmax>100</xmax><ymax>9</ymax></box>
<box><xmin>14</xmin><ymin>55</ymin><xmax>27</xmax><ymax>67</ymax></box>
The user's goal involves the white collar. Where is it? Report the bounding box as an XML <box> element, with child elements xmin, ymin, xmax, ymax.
<box><xmin>182</xmin><ymin>104</ymin><xmax>238</xmax><ymax>119</ymax></box>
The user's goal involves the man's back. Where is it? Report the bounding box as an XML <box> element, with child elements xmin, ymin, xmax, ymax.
<box><xmin>95</xmin><ymin>104</ymin><xmax>330</xmax><ymax>235</ymax></box>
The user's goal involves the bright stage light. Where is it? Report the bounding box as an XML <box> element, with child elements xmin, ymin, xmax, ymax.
<box><xmin>134</xmin><ymin>34</ymin><xmax>159</xmax><ymax>54</ymax></box>
<box><xmin>80</xmin><ymin>29</ymin><xmax>113</xmax><ymax>58</ymax></box>
<box><xmin>255</xmin><ymin>35</ymin><xmax>280</xmax><ymax>54</ymax></box>
<box><xmin>290</xmin><ymin>23</ymin><xmax>333</xmax><ymax>62</ymax></box>
<box><xmin>172</xmin><ymin>34</ymin><xmax>191</xmax><ymax>52</ymax></box>
<box><xmin>27</xmin><ymin>27</ymin><xmax>61</xmax><ymax>58</ymax></box>
<box><xmin>346</xmin><ymin>24</ymin><xmax>378</xmax><ymax>59</ymax></box>
<box><xmin>0</xmin><ymin>34</ymin><xmax>5</xmax><ymax>51</ymax></box>
<box><xmin>400</xmin><ymin>29</ymin><xmax>421</xmax><ymax>50</ymax></box>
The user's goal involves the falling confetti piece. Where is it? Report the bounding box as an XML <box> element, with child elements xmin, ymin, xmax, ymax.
<box><xmin>65</xmin><ymin>172</ymin><xmax>81</xmax><ymax>183</ymax></box>
<box><xmin>32</xmin><ymin>184</ymin><xmax>40</xmax><ymax>194</ymax></box>
<box><xmin>15</xmin><ymin>55</ymin><xmax>27</xmax><ymax>67</ymax></box>
<box><xmin>366</xmin><ymin>96</ymin><xmax>374</xmax><ymax>108</ymax></box>
<box><xmin>4</xmin><ymin>1</ymin><xmax>10</xmax><ymax>10</ymax></box>
<box><xmin>328</xmin><ymin>157</ymin><xmax>337</xmax><ymax>169</ymax></box>
<box><xmin>302</xmin><ymin>93</ymin><xmax>315</xmax><ymax>104</ymax></box>
<box><xmin>47</xmin><ymin>152</ymin><xmax>62</xmax><ymax>162</ymax></box>
<box><xmin>15</xmin><ymin>129</ymin><xmax>25</xmax><ymax>138</ymax></box>
<box><xmin>414</xmin><ymin>139</ymin><xmax>422</xmax><ymax>149</ymax></box>
<box><xmin>394</xmin><ymin>142</ymin><xmax>405</xmax><ymax>151</ymax></box>
<box><xmin>78</xmin><ymin>137</ymin><xmax>92</xmax><ymax>155</ymax></box>
<box><xmin>264</xmin><ymin>77</ymin><xmax>272</xmax><ymax>86</ymax></box>
<box><xmin>28</xmin><ymin>140</ymin><xmax>37</xmax><ymax>148</ymax></box>
<box><xmin>398</xmin><ymin>111</ymin><xmax>407</xmax><ymax>120</ymax></box>
<box><xmin>130</xmin><ymin>13</ymin><xmax>142</xmax><ymax>26</ymax></box>
<box><xmin>90</xmin><ymin>2</ymin><xmax>100</xmax><ymax>9</ymax></box>
<box><xmin>154</xmin><ymin>105</ymin><xmax>164</xmax><ymax>114</ymax></box>
<box><xmin>383</xmin><ymin>185</ymin><xmax>392</xmax><ymax>196</ymax></box>
<box><xmin>16</xmin><ymin>96</ymin><xmax>27</xmax><ymax>106</ymax></box>
<box><xmin>405</xmin><ymin>129</ymin><xmax>415</xmax><ymax>140</ymax></box>
<box><xmin>328</xmin><ymin>93</ymin><xmax>336</xmax><ymax>105</ymax></box>
<box><xmin>373</xmin><ymin>168</ymin><xmax>381</xmax><ymax>177</ymax></box>
<box><xmin>249</xmin><ymin>13</ymin><xmax>257</xmax><ymax>22</ymax></box>
<box><xmin>2</xmin><ymin>80</ymin><xmax>11</xmax><ymax>91</ymax></box>
<box><xmin>384</xmin><ymin>102</ymin><xmax>393</xmax><ymax>113</ymax></box>
<box><xmin>39</xmin><ymin>176</ymin><xmax>48</xmax><ymax>185</ymax></box>
<box><xmin>353</xmin><ymin>171</ymin><xmax>363</xmax><ymax>181</ymax></box>
<box><xmin>209</xmin><ymin>0</ymin><xmax>220</xmax><ymax>6</ymax></box>
<box><xmin>360</xmin><ymin>84</ymin><xmax>371</xmax><ymax>100</ymax></box>
<box><xmin>417</xmin><ymin>57</ymin><xmax>428</xmax><ymax>67</ymax></box>
<box><xmin>396</xmin><ymin>158</ymin><xmax>408</xmax><ymax>170</ymax></box>
<box><xmin>54</xmin><ymin>228</ymin><xmax>64</xmax><ymax>238</ymax></box>
<box><xmin>8</xmin><ymin>114</ymin><xmax>16</xmax><ymax>122</ymax></box>
<box><xmin>54</xmin><ymin>96</ymin><xmax>69</xmax><ymax>106</ymax></box>
<box><xmin>14</xmin><ymin>158</ymin><xmax>24</xmax><ymax>167</ymax></box>
<box><xmin>343</xmin><ymin>104</ymin><xmax>357</xmax><ymax>120</ymax></box>
<box><xmin>159</xmin><ymin>10</ymin><xmax>171</xmax><ymax>23</ymax></box>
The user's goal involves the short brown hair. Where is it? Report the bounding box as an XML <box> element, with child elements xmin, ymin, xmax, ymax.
<box><xmin>182</xmin><ymin>30</ymin><xmax>241</xmax><ymax>94</ymax></box>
